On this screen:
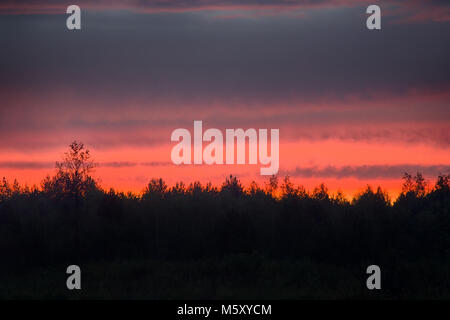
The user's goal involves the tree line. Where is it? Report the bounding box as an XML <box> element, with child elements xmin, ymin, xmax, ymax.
<box><xmin>0</xmin><ymin>142</ymin><xmax>449</xmax><ymax>298</ymax></box>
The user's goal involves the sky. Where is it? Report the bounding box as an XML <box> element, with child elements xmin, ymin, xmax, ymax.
<box><xmin>0</xmin><ymin>0</ymin><xmax>449</xmax><ymax>198</ymax></box>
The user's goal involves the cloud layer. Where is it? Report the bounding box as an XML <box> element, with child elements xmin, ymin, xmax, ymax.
<box><xmin>285</xmin><ymin>164</ymin><xmax>450</xmax><ymax>180</ymax></box>
<box><xmin>1</xmin><ymin>0</ymin><xmax>449</xmax><ymax>23</ymax></box>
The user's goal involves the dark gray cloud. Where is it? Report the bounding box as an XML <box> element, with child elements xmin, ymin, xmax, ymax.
<box><xmin>1</xmin><ymin>1</ymin><xmax>449</xmax><ymax>16</ymax></box>
<box><xmin>0</xmin><ymin>161</ymin><xmax>54</xmax><ymax>169</ymax></box>
<box><xmin>1</xmin><ymin>6</ymin><xmax>449</xmax><ymax>103</ymax></box>
<box><xmin>0</xmin><ymin>0</ymin><xmax>373</xmax><ymax>14</ymax></box>
<box><xmin>284</xmin><ymin>164</ymin><xmax>450</xmax><ymax>179</ymax></box>
<box><xmin>139</xmin><ymin>161</ymin><xmax>172</xmax><ymax>166</ymax></box>
<box><xmin>0</xmin><ymin>161</ymin><xmax>171</xmax><ymax>170</ymax></box>
<box><xmin>101</xmin><ymin>161</ymin><xmax>171</xmax><ymax>167</ymax></box>
<box><xmin>99</xmin><ymin>162</ymin><xmax>137</xmax><ymax>168</ymax></box>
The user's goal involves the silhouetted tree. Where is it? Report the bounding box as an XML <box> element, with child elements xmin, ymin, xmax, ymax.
<box><xmin>171</xmin><ymin>181</ymin><xmax>186</xmax><ymax>195</ymax></box>
<box><xmin>265</xmin><ymin>174</ymin><xmax>278</xmax><ymax>197</ymax></box>
<box><xmin>353</xmin><ymin>185</ymin><xmax>390</xmax><ymax>208</ymax></box>
<box><xmin>281</xmin><ymin>176</ymin><xmax>295</xmax><ymax>198</ymax></box>
<box><xmin>313</xmin><ymin>183</ymin><xmax>329</xmax><ymax>201</ymax></box>
<box><xmin>414</xmin><ymin>172</ymin><xmax>427</xmax><ymax>197</ymax></box>
<box><xmin>0</xmin><ymin>177</ymin><xmax>11</xmax><ymax>199</ymax></box>
<box><xmin>221</xmin><ymin>175</ymin><xmax>244</xmax><ymax>197</ymax></box>
<box><xmin>143</xmin><ymin>178</ymin><xmax>167</xmax><ymax>200</ymax></box>
<box><xmin>39</xmin><ymin>141</ymin><xmax>98</xmax><ymax>263</ymax></box>
<box><xmin>435</xmin><ymin>174</ymin><xmax>450</xmax><ymax>192</ymax></box>
<box><xmin>188</xmin><ymin>181</ymin><xmax>203</xmax><ymax>195</ymax></box>
<box><xmin>248</xmin><ymin>181</ymin><xmax>264</xmax><ymax>197</ymax></box>
<box><xmin>401</xmin><ymin>172</ymin><xmax>414</xmax><ymax>194</ymax></box>
<box><xmin>42</xmin><ymin>141</ymin><xmax>97</xmax><ymax>199</ymax></box>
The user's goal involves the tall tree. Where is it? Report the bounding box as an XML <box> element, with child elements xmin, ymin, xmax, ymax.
<box><xmin>42</xmin><ymin>141</ymin><xmax>97</xmax><ymax>198</ymax></box>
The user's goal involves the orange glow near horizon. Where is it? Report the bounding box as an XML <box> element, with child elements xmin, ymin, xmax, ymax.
<box><xmin>1</xmin><ymin>137</ymin><xmax>448</xmax><ymax>200</ymax></box>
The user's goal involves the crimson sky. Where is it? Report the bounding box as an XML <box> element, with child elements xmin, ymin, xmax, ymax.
<box><xmin>0</xmin><ymin>0</ymin><xmax>449</xmax><ymax>198</ymax></box>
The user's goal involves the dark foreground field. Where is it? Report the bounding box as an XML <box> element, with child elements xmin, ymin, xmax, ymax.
<box><xmin>1</xmin><ymin>256</ymin><xmax>450</xmax><ymax>300</ymax></box>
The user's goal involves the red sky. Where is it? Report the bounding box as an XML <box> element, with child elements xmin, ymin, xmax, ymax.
<box><xmin>1</xmin><ymin>89</ymin><xmax>448</xmax><ymax>198</ymax></box>
<box><xmin>0</xmin><ymin>1</ymin><xmax>449</xmax><ymax>199</ymax></box>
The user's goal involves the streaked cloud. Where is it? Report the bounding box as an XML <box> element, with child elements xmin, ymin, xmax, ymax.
<box><xmin>101</xmin><ymin>161</ymin><xmax>171</xmax><ymax>167</ymax></box>
<box><xmin>0</xmin><ymin>161</ymin><xmax>54</xmax><ymax>169</ymax></box>
<box><xmin>1</xmin><ymin>0</ymin><xmax>449</xmax><ymax>23</ymax></box>
<box><xmin>0</xmin><ymin>0</ymin><xmax>371</xmax><ymax>15</ymax></box>
<box><xmin>0</xmin><ymin>161</ymin><xmax>171</xmax><ymax>170</ymax></box>
<box><xmin>284</xmin><ymin>164</ymin><xmax>450</xmax><ymax>179</ymax></box>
